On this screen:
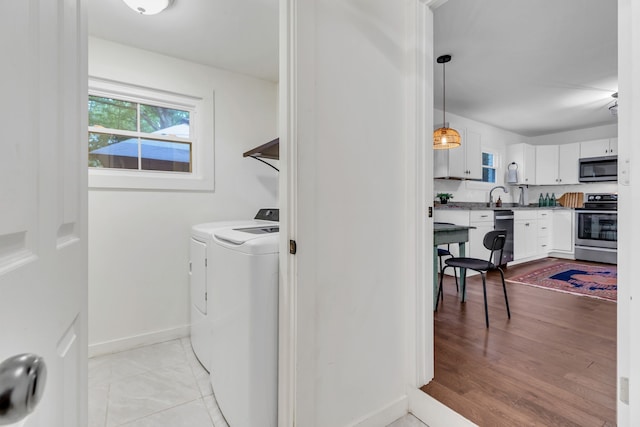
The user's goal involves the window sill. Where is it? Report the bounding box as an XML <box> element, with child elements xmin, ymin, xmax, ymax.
<box><xmin>89</xmin><ymin>169</ymin><xmax>214</xmax><ymax>192</ymax></box>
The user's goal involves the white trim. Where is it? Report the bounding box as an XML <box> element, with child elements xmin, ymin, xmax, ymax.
<box><xmin>425</xmin><ymin>0</ymin><xmax>450</xmax><ymax>9</ymax></box>
<box><xmin>409</xmin><ymin>389</ymin><xmax>477</xmax><ymax>427</ymax></box>
<box><xmin>277</xmin><ymin>0</ymin><xmax>298</xmax><ymax>425</ymax></box>
<box><xmin>409</xmin><ymin>0</ymin><xmax>433</xmax><ymax>390</ymax></box>
<box><xmin>349</xmin><ymin>396</ymin><xmax>409</xmax><ymax>427</ymax></box>
<box><xmin>88</xmin><ymin>325</ymin><xmax>190</xmax><ymax>358</ymax></box>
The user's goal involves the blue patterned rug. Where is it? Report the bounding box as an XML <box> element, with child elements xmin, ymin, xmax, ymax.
<box><xmin>506</xmin><ymin>262</ymin><xmax>617</xmax><ymax>301</ymax></box>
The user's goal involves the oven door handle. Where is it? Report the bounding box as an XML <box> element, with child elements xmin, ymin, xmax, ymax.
<box><xmin>576</xmin><ymin>210</ymin><xmax>618</xmax><ymax>214</ymax></box>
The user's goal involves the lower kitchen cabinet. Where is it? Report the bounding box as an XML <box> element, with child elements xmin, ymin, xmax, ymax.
<box><xmin>552</xmin><ymin>209</ymin><xmax>574</xmax><ymax>255</ymax></box>
<box><xmin>469</xmin><ymin>210</ymin><xmax>493</xmax><ymax>260</ymax></box>
<box><xmin>537</xmin><ymin>210</ymin><xmax>552</xmax><ymax>254</ymax></box>
<box><xmin>514</xmin><ymin>211</ymin><xmax>538</xmax><ymax>260</ymax></box>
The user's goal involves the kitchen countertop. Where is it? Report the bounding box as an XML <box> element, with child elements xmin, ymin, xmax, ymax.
<box><xmin>434</xmin><ymin>202</ymin><xmax>571</xmax><ymax>211</ymax></box>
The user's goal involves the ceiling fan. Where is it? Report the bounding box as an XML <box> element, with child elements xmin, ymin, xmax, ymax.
<box><xmin>609</xmin><ymin>92</ymin><xmax>618</xmax><ymax>117</ymax></box>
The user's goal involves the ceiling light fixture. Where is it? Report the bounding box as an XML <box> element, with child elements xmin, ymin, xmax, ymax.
<box><xmin>433</xmin><ymin>54</ymin><xmax>461</xmax><ymax>150</ymax></box>
<box><xmin>122</xmin><ymin>0</ymin><xmax>173</xmax><ymax>15</ymax></box>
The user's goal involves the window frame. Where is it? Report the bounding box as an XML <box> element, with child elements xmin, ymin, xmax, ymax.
<box><xmin>481</xmin><ymin>149</ymin><xmax>497</xmax><ymax>184</ymax></box>
<box><xmin>88</xmin><ymin>77</ymin><xmax>213</xmax><ymax>191</ymax></box>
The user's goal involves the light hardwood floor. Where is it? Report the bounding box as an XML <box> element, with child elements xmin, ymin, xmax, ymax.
<box><xmin>422</xmin><ymin>258</ymin><xmax>616</xmax><ymax>427</ymax></box>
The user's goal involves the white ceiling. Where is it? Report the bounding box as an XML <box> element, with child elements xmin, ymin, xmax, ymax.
<box><xmin>88</xmin><ymin>0</ymin><xmax>279</xmax><ymax>82</ymax></box>
<box><xmin>434</xmin><ymin>0</ymin><xmax>618</xmax><ymax>137</ymax></box>
<box><xmin>89</xmin><ymin>0</ymin><xmax>617</xmax><ymax>137</ymax></box>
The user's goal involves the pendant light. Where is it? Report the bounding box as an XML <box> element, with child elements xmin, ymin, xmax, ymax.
<box><xmin>122</xmin><ymin>0</ymin><xmax>173</xmax><ymax>15</ymax></box>
<box><xmin>433</xmin><ymin>54</ymin><xmax>461</xmax><ymax>149</ymax></box>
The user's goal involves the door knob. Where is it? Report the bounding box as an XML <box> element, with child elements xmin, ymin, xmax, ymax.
<box><xmin>0</xmin><ymin>354</ymin><xmax>47</xmax><ymax>425</ymax></box>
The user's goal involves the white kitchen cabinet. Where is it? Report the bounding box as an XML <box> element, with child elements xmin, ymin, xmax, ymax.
<box><xmin>534</xmin><ymin>143</ymin><xmax>580</xmax><ymax>185</ymax></box>
<box><xmin>506</xmin><ymin>143</ymin><xmax>536</xmax><ymax>185</ymax></box>
<box><xmin>537</xmin><ymin>210</ymin><xmax>552</xmax><ymax>255</ymax></box>
<box><xmin>551</xmin><ymin>209</ymin><xmax>574</xmax><ymax>254</ymax></box>
<box><xmin>469</xmin><ymin>210</ymin><xmax>494</xmax><ymax>261</ymax></box>
<box><xmin>580</xmin><ymin>138</ymin><xmax>618</xmax><ymax>158</ymax></box>
<box><xmin>514</xmin><ymin>211</ymin><xmax>538</xmax><ymax>260</ymax></box>
<box><xmin>434</xmin><ymin>128</ymin><xmax>482</xmax><ymax>180</ymax></box>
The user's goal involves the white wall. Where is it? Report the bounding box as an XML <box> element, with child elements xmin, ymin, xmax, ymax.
<box><xmin>528</xmin><ymin>123</ymin><xmax>617</xmax><ymax>145</ymax></box>
<box><xmin>88</xmin><ymin>37</ymin><xmax>278</xmax><ymax>353</ymax></box>
<box><xmin>282</xmin><ymin>0</ymin><xmax>417</xmax><ymax>425</ymax></box>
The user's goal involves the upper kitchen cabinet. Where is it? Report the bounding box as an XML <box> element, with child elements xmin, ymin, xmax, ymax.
<box><xmin>434</xmin><ymin>128</ymin><xmax>482</xmax><ymax>180</ymax></box>
<box><xmin>535</xmin><ymin>143</ymin><xmax>580</xmax><ymax>185</ymax></box>
<box><xmin>506</xmin><ymin>143</ymin><xmax>536</xmax><ymax>185</ymax></box>
<box><xmin>580</xmin><ymin>138</ymin><xmax>618</xmax><ymax>158</ymax></box>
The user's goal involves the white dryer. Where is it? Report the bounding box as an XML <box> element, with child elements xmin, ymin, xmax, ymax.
<box><xmin>209</xmin><ymin>224</ymin><xmax>279</xmax><ymax>427</ymax></box>
<box><xmin>189</xmin><ymin>209</ymin><xmax>278</xmax><ymax>372</ymax></box>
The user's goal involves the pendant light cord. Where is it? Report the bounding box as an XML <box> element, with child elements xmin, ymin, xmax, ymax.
<box><xmin>442</xmin><ymin>60</ymin><xmax>446</xmax><ymax>128</ymax></box>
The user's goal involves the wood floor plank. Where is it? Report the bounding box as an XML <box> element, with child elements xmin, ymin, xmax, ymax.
<box><xmin>422</xmin><ymin>258</ymin><xmax>617</xmax><ymax>426</ymax></box>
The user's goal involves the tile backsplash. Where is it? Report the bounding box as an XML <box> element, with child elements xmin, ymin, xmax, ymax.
<box><xmin>434</xmin><ymin>179</ymin><xmax>618</xmax><ymax>206</ymax></box>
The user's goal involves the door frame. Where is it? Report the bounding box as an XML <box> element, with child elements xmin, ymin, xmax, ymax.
<box><xmin>277</xmin><ymin>0</ymin><xmax>436</xmax><ymax>425</ymax></box>
<box><xmin>277</xmin><ymin>0</ymin><xmax>638</xmax><ymax>426</ymax></box>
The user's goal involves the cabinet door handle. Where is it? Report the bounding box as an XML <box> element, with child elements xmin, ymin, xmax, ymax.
<box><xmin>480</xmin><ymin>215</ymin><xmax>489</xmax><ymax>218</ymax></box>
<box><xmin>525</xmin><ymin>223</ymin><xmax>530</xmax><ymax>226</ymax></box>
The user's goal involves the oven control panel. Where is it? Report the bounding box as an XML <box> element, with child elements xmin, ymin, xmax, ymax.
<box><xmin>586</xmin><ymin>193</ymin><xmax>617</xmax><ymax>203</ymax></box>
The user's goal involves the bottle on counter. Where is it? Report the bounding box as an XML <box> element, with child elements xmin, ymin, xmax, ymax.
<box><xmin>550</xmin><ymin>193</ymin><xmax>556</xmax><ymax>207</ymax></box>
<box><xmin>538</xmin><ymin>193</ymin><xmax>544</xmax><ymax>207</ymax></box>
<box><xmin>496</xmin><ymin>196</ymin><xmax>502</xmax><ymax>207</ymax></box>
<box><xmin>544</xmin><ymin>193</ymin><xmax>550</xmax><ymax>207</ymax></box>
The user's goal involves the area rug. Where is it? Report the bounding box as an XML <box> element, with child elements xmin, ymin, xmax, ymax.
<box><xmin>505</xmin><ymin>261</ymin><xmax>617</xmax><ymax>302</ymax></box>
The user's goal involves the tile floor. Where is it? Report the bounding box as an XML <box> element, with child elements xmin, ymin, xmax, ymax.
<box><xmin>89</xmin><ymin>337</ymin><xmax>426</xmax><ymax>427</ymax></box>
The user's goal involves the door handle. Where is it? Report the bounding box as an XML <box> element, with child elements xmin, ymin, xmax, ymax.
<box><xmin>0</xmin><ymin>354</ymin><xmax>47</xmax><ymax>425</ymax></box>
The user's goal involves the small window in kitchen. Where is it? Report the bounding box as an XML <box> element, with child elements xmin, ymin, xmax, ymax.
<box><xmin>88</xmin><ymin>78</ymin><xmax>212</xmax><ymax>191</ymax></box>
<box><xmin>482</xmin><ymin>151</ymin><xmax>496</xmax><ymax>183</ymax></box>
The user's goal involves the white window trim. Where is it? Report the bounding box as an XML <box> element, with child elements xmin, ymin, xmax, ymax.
<box><xmin>481</xmin><ymin>149</ymin><xmax>498</xmax><ymax>184</ymax></box>
<box><xmin>88</xmin><ymin>77</ymin><xmax>214</xmax><ymax>191</ymax></box>
<box><xmin>467</xmin><ymin>148</ymin><xmax>504</xmax><ymax>190</ymax></box>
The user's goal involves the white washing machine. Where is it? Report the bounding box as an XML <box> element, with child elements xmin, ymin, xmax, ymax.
<box><xmin>209</xmin><ymin>224</ymin><xmax>279</xmax><ymax>427</ymax></box>
<box><xmin>189</xmin><ymin>209</ymin><xmax>278</xmax><ymax>373</ymax></box>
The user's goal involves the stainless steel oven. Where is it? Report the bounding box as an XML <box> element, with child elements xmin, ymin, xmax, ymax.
<box><xmin>574</xmin><ymin>193</ymin><xmax>617</xmax><ymax>264</ymax></box>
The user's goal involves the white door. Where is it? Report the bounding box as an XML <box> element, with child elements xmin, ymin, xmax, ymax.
<box><xmin>0</xmin><ymin>1</ymin><xmax>87</xmax><ymax>426</ymax></box>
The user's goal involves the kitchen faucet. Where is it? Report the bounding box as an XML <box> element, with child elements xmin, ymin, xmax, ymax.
<box><xmin>489</xmin><ymin>185</ymin><xmax>508</xmax><ymax>206</ymax></box>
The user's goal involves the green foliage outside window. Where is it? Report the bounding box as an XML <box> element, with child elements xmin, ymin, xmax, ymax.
<box><xmin>88</xmin><ymin>95</ymin><xmax>191</xmax><ymax>171</ymax></box>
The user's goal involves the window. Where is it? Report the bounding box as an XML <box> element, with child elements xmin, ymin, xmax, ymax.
<box><xmin>88</xmin><ymin>78</ymin><xmax>212</xmax><ymax>191</ymax></box>
<box><xmin>482</xmin><ymin>151</ymin><xmax>496</xmax><ymax>183</ymax></box>
<box><xmin>89</xmin><ymin>95</ymin><xmax>192</xmax><ymax>172</ymax></box>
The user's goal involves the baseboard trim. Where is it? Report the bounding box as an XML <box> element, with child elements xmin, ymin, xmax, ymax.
<box><xmin>89</xmin><ymin>325</ymin><xmax>190</xmax><ymax>358</ymax></box>
<box><xmin>548</xmin><ymin>251</ymin><xmax>575</xmax><ymax>260</ymax></box>
<box><xmin>409</xmin><ymin>388</ymin><xmax>476</xmax><ymax>427</ymax></box>
<box><xmin>349</xmin><ymin>395</ymin><xmax>408</xmax><ymax>427</ymax></box>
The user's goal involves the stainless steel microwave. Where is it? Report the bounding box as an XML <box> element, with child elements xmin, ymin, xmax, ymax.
<box><xmin>578</xmin><ymin>156</ymin><xmax>617</xmax><ymax>182</ymax></box>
